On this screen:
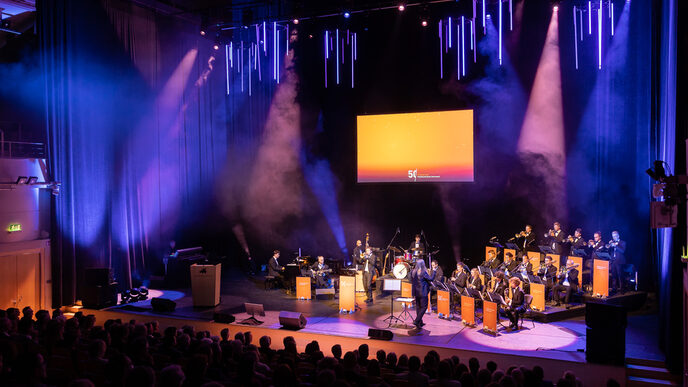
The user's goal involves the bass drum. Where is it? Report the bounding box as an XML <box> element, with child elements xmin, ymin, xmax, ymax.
<box><xmin>392</xmin><ymin>262</ymin><xmax>411</xmax><ymax>280</ymax></box>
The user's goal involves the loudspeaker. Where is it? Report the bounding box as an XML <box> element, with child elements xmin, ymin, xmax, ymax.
<box><xmin>151</xmin><ymin>298</ymin><xmax>176</xmax><ymax>312</ymax></box>
<box><xmin>213</xmin><ymin>311</ymin><xmax>236</xmax><ymax>324</ymax></box>
<box><xmin>585</xmin><ymin>303</ymin><xmax>626</xmax><ymax>365</ymax></box>
<box><xmin>315</xmin><ymin>288</ymin><xmax>335</xmax><ymax>299</ymax></box>
<box><xmin>278</xmin><ymin>311</ymin><xmax>307</xmax><ymax>330</ymax></box>
<box><xmin>585</xmin><ymin>302</ymin><xmax>627</xmax><ymax>329</ymax></box>
<box><xmin>368</xmin><ymin>328</ymin><xmax>393</xmax><ymax>341</ymax></box>
<box><xmin>82</xmin><ymin>284</ymin><xmax>118</xmax><ymax>309</ymax></box>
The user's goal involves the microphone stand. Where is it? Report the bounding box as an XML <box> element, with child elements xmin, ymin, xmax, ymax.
<box><xmin>385</xmin><ymin>228</ymin><xmax>400</xmax><ymax>275</ymax></box>
<box><xmin>421</xmin><ymin>230</ymin><xmax>434</xmax><ymax>268</ymax></box>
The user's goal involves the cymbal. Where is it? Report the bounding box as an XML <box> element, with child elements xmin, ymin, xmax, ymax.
<box><xmin>411</xmin><ymin>247</ymin><xmax>424</xmax><ymax>251</ymax></box>
<box><xmin>388</xmin><ymin>246</ymin><xmax>402</xmax><ymax>253</ymax></box>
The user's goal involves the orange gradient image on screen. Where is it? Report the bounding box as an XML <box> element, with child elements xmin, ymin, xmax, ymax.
<box><xmin>357</xmin><ymin>109</ymin><xmax>474</xmax><ymax>183</ymax></box>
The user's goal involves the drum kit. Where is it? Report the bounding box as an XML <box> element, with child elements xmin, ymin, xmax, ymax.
<box><xmin>390</xmin><ymin>246</ymin><xmax>438</xmax><ymax>279</ymax></box>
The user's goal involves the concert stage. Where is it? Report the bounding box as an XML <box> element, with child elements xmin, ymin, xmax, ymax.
<box><xmin>80</xmin><ymin>269</ymin><xmax>661</xmax><ymax>386</ymax></box>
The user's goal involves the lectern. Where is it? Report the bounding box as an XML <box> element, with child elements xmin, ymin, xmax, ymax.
<box><xmin>190</xmin><ymin>263</ymin><xmax>221</xmax><ymax>307</ymax></box>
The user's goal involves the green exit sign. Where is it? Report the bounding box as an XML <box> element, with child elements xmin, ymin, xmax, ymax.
<box><xmin>7</xmin><ymin>224</ymin><xmax>21</xmax><ymax>232</ymax></box>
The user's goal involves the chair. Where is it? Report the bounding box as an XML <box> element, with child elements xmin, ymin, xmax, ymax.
<box><xmin>520</xmin><ymin>294</ymin><xmax>535</xmax><ymax>328</ymax></box>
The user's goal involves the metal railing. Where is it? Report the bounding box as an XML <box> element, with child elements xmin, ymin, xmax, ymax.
<box><xmin>0</xmin><ymin>138</ymin><xmax>47</xmax><ymax>159</ymax></box>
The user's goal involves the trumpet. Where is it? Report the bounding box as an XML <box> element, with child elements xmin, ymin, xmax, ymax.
<box><xmin>544</xmin><ymin>229</ymin><xmax>555</xmax><ymax>238</ymax></box>
<box><xmin>567</xmin><ymin>235</ymin><xmax>575</xmax><ymax>242</ymax></box>
<box><xmin>515</xmin><ymin>230</ymin><xmax>527</xmax><ymax>238</ymax></box>
<box><xmin>605</xmin><ymin>240</ymin><xmax>619</xmax><ymax>249</ymax></box>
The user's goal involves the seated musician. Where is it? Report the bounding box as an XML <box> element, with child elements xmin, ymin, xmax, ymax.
<box><xmin>267</xmin><ymin>250</ymin><xmax>285</xmax><ymax>288</ymax></box>
<box><xmin>488</xmin><ymin>271</ymin><xmax>508</xmax><ymax>296</ymax></box>
<box><xmin>485</xmin><ymin>250</ymin><xmax>501</xmax><ymax>270</ymax></box>
<box><xmin>538</xmin><ymin>256</ymin><xmax>558</xmax><ymax>301</ymax></box>
<box><xmin>310</xmin><ymin>255</ymin><xmax>332</xmax><ymax>288</ymax></box>
<box><xmin>450</xmin><ymin>262</ymin><xmax>469</xmax><ymax>290</ymax></box>
<box><xmin>517</xmin><ymin>254</ymin><xmax>533</xmax><ymax>276</ymax></box>
<box><xmin>552</xmin><ymin>260</ymin><xmax>579</xmax><ymax>308</ymax></box>
<box><xmin>408</xmin><ymin>234</ymin><xmax>426</xmax><ymax>257</ymax></box>
<box><xmin>499</xmin><ymin>252</ymin><xmax>518</xmax><ymax>275</ymax></box>
<box><xmin>468</xmin><ymin>268</ymin><xmax>483</xmax><ymax>292</ymax></box>
<box><xmin>502</xmin><ymin>277</ymin><xmax>526</xmax><ymax>331</ymax></box>
<box><xmin>430</xmin><ymin>260</ymin><xmax>444</xmax><ymax>284</ymax></box>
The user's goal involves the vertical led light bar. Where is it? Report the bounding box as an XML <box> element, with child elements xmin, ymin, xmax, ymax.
<box><xmin>263</xmin><ymin>21</ymin><xmax>267</xmax><ymax>53</ymax></box>
<box><xmin>461</xmin><ymin>16</ymin><xmax>466</xmax><ymax>76</ymax></box>
<box><xmin>229</xmin><ymin>42</ymin><xmax>233</xmax><ymax>68</ymax></box>
<box><xmin>276</xmin><ymin>27</ymin><xmax>280</xmax><ymax>83</ymax></box>
<box><xmin>449</xmin><ymin>17</ymin><xmax>452</xmax><ymax>48</ymax></box>
<box><xmin>598</xmin><ymin>1</ymin><xmax>602</xmax><ymax>69</ymax></box>
<box><xmin>241</xmin><ymin>41</ymin><xmax>244</xmax><ymax>92</ymax></box>
<box><xmin>579</xmin><ymin>9</ymin><xmax>583</xmax><ymax>40</ymax></box>
<box><xmin>286</xmin><ymin>24</ymin><xmax>289</xmax><ymax>53</ymax></box>
<box><xmin>336</xmin><ymin>29</ymin><xmax>340</xmax><ymax>85</ymax></box>
<box><xmin>457</xmin><ymin>24</ymin><xmax>461</xmax><ymax>80</ymax></box>
<box><xmin>324</xmin><ymin>31</ymin><xmax>328</xmax><ymax>88</ymax></box>
<box><xmin>573</xmin><ymin>7</ymin><xmax>579</xmax><ymax>69</ymax></box>
<box><xmin>439</xmin><ymin>20</ymin><xmax>444</xmax><ymax>78</ymax></box>
<box><xmin>499</xmin><ymin>0</ymin><xmax>502</xmax><ymax>65</ymax></box>
<box><xmin>354</xmin><ymin>32</ymin><xmax>357</xmax><ymax>60</ymax></box>
<box><xmin>225</xmin><ymin>44</ymin><xmax>230</xmax><ymax>95</ymax></box>
<box><xmin>273</xmin><ymin>22</ymin><xmax>277</xmax><ymax>80</ymax></box>
<box><xmin>248</xmin><ymin>44</ymin><xmax>252</xmax><ymax>96</ymax></box>
<box><xmin>351</xmin><ymin>32</ymin><xmax>354</xmax><ymax>88</ymax></box>
<box><xmin>611</xmin><ymin>2</ymin><xmax>615</xmax><ymax>36</ymax></box>
<box><xmin>482</xmin><ymin>0</ymin><xmax>486</xmax><ymax>34</ymax></box>
<box><xmin>509</xmin><ymin>0</ymin><xmax>513</xmax><ymax>31</ymax></box>
<box><xmin>588</xmin><ymin>1</ymin><xmax>592</xmax><ymax>35</ymax></box>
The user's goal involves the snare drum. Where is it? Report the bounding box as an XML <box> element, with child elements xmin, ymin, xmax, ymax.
<box><xmin>404</xmin><ymin>252</ymin><xmax>412</xmax><ymax>261</ymax></box>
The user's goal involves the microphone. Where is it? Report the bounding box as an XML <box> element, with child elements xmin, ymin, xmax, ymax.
<box><xmin>396</xmin><ymin>227</ymin><xmax>400</xmax><ymax>233</ymax></box>
<box><xmin>421</xmin><ymin>230</ymin><xmax>424</xmax><ymax>236</ymax></box>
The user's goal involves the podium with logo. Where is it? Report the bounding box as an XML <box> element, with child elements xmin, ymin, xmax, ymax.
<box><xmin>461</xmin><ymin>295</ymin><xmax>475</xmax><ymax>326</ymax></box>
<box><xmin>296</xmin><ymin>277</ymin><xmax>311</xmax><ymax>300</ymax></box>
<box><xmin>190</xmin><ymin>263</ymin><xmax>221</xmax><ymax>307</ymax></box>
<box><xmin>482</xmin><ymin>300</ymin><xmax>498</xmax><ymax>335</ymax></box>
<box><xmin>529</xmin><ymin>283</ymin><xmax>546</xmax><ymax>311</ymax></box>
<box><xmin>437</xmin><ymin>290</ymin><xmax>450</xmax><ymax>318</ymax></box>
<box><xmin>339</xmin><ymin>276</ymin><xmax>356</xmax><ymax>313</ymax></box>
<box><xmin>593</xmin><ymin>259</ymin><xmax>610</xmax><ymax>297</ymax></box>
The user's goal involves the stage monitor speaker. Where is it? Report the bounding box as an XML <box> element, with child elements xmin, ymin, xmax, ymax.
<box><xmin>585</xmin><ymin>302</ymin><xmax>627</xmax><ymax>329</ymax></box>
<box><xmin>82</xmin><ymin>284</ymin><xmax>118</xmax><ymax>309</ymax></box>
<box><xmin>279</xmin><ymin>311</ymin><xmax>307</xmax><ymax>330</ymax></box>
<box><xmin>315</xmin><ymin>288</ymin><xmax>335</xmax><ymax>300</ymax></box>
<box><xmin>368</xmin><ymin>328</ymin><xmax>393</xmax><ymax>341</ymax></box>
<box><xmin>213</xmin><ymin>311</ymin><xmax>236</xmax><ymax>324</ymax></box>
<box><xmin>151</xmin><ymin>298</ymin><xmax>176</xmax><ymax>313</ymax></box>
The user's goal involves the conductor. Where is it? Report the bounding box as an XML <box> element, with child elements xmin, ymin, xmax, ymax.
<box><xmin>411</xmin><ymin>258</ymin><xmax>436</xmax><ymax>330</ymax></box>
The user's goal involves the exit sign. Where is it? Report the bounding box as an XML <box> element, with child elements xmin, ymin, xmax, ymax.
<box><xmin>7</xmin><ymin>224</ymin><xmax>21</xmax><ymax>232</ymax></box>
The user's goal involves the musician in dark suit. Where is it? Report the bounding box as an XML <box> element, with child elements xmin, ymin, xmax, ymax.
<box><xmin>538</xmin><ymin>256</ymin><xmax>558</xmax><ymax>300</ymax></box>
<box><xmin>468</xmin><ymin>268</ymin><xmax>483</xmax><ymax>292</ymax></box>
<box><xmin>608</xmin><ymin>230</ymin><xmax>627</xmax><ymax>290</ymax></box>
<box><xmin>499</xmin><ymin>252</ymin><xmax>518</xmax><ymax>274</ymax></box>
<box><xmin>352</xmin><ymin>240</ymin><xmax>365</xmax><ymax>266</ymax></box>
<box><xmin>544</xmin><ymin>222</ymin><xmax>566</xmax><ymax>255</ymax></box>
<box><xmin>430</xmin><ymin>260</ymin><xmax>444</xmax><ymax>283</ymax></box>
<box><xmin>450</xmin><ymin>262</ymin><xmax>469</xmax><ymax>290</ymax></box>
<box><xmin>485</xmin><ymin>250</ymin><xmax>501</xmax><ymax>270</ymax></box>
<box><xmin>552</xmin><ymin>260</ymin><xmax>579</xmax><ymax>307</ymax></box>
<box><xmin>411</xmin><ymin>258</ymin><xmax>436</xmax><ymax>329</ymax></box>
<box><xmin>408</xmin><ymin>234</ymin><xmax>426</xmax><ymax>257</ymax></box>
<box><xmin>514</xmin><ymin>224</ymin><xmax>536</xmax><ymax>251</ymax></box>
<box><xmin>569</xmin><ymin>228</ymin><xmax>586</xmax><ymax>254</ymax></box>
<box><xmin>488</xmin><ymin>271</ymin><xmax>509</xmax><ymax>297</ymax></box>
<box><xmin>358</xmin><ymin>247</ymin><xmax>377</xmax><ymax>303</ymax></box>
<box><xmin>517</xmin><ymin>254</ymin><xmax>533</xmax><ymax>276</ymax></box>
<box><xmin>310</xmin><ymin>255</ymin><xmax>332</xmax><ymax>288</ymax></box>
<box><xmin>268</xmin><ymin>250</ymin><xmax>285</xmax><ymax>288</ymax></box>
<box><xmin>502</xmin><ymin>277</ymin><xmax>526</xmax><ymax>331</ymax></box>
<box><xmin>588</xmin><ymin>231</ymin><xmax>605</xmax><ymax>257</ymax></box>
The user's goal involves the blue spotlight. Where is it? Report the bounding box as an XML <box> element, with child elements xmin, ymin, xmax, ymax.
<box><xmin>343</xmin><ymin>11</ymin><xmax>351</xmax><ymax>19</ymax></box>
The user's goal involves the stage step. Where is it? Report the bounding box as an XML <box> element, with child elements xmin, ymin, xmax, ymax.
<box><xmin>625</xmin><ymin>358</ymin><xmax>681</xmax><ymax>386</ymax></box>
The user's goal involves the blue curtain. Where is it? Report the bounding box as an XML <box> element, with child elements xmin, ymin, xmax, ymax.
<box><xmin>39</xmin><ymin>0</ymin><xmax>232</xmax><ymax>304</ymax></box>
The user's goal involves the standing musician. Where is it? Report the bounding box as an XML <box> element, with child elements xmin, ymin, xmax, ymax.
<box><xmin>499</xmin><ymin>252</ymin><xmax>519</xmax><ymax>275</ymax></box>
<box><xmin>514</xmin><ymin>225</ymin><xmax>536</xmax><ymax>251</ymax></box>
<box><xmin>352</xmin><ymin>240</ymin><xmax>365</xmax><ymax>265</ymax></box>
<box><xmin>468</xmin><ymin>268</ymin><xmax>483</xmax><ymax>292</ymax></box>
<box><xmin>411</xmin><ymin>258</ymin><xmax>436</xmax><ymax>330</ymax></box>
<box><xmin>552</xmin><ymin>260</ymin><xmax>580</xmax><ymax>307</ymax></box>
<box><xmin>484</xmin><ymin>250</ymin><xmax>502</xmax><ymax>270</ymax></box>
<box><xmin>502</xmin><ymin>277</ymin><xmax>526</xmax><ymax>331</ymax></box>
<box><xmin>544</xmin><ymin>222</ymin><xmax>566</xmax><ymax>255</ymax></box>
<box><xmin>450</xmin><ymin>262</ymin><xmax>469</xmax><ymax>291</ymax></box>
<box><xmin>359</xmin><ymin>247</ymin><xmax>377</xmax><ymax>303</ymax></box>
<box><xmin>538</xmin><ymin>256</ymin><xmax>558</xmax><ymax>300</ymax></box>
<box><xmin>588</xmin><ymin>231</ymin><xmax>605</xmax><ymax>258</ymax></box>
<box><xmin>408</xmin><ymin>234</ymin><xmax>426</xmax><ymax>258</ymax></box>
<box><xmin>310</xmin><ymin>256</ymin><xmax>332</xmax><ymax>289</ymax></box>
<box><xmin>568</xmin><ymin>228</ymin><xmax>586</xmax><ymax>255</ymax></box>
<box><xmin>607</xmin><ymin>230</ymin><xmax>627</xmax><ymax>290</ymax></box>
<box><xmin>267</xmin><ymin>250</ymin><xmax>285</xmax><ymax>289</ymax></box>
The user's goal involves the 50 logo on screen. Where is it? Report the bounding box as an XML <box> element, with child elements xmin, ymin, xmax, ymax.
<box><xmin>408</xmin><ymin>169</ymin><xmax>418</xmax><ymax>182</ymax></box>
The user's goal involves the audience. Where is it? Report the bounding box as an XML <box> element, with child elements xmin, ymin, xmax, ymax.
<box><xmin>0</xmin><ymin>306</ymin><xmax>614</xmax><ymax>387</ymax></box>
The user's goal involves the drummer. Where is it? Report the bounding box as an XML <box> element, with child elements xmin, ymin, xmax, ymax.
<box><xmin>408</xmin><ymin>234</ymin><xmax>426</xmax><ymax>258</ymax></box>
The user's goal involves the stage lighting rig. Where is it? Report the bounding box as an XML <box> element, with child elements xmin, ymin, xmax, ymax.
<box><xmin>647</xmin><ymin>160</ymin><xmax>687</xmax><ymax>228</ymax></box>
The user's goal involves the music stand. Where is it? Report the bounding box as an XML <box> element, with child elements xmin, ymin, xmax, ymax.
<box><xmin>505</xmin><ymin>242</ymin><xmax>520</xmax><ymax>251</ymax></box>
<box><xmin>538</xmin><ymin>245</ymin><xmax>555</xmax><ymax>255</ymax></box>
<box><xmin>528</xmin><ymin>274</ymin><xmax>543</xmax><ymax>284</ymax></box>
<box><xmin>382</xmin><ymin>279</ymin><xmax>404</xmax><ymax>327</ymax></box>
<box><xmin>241</xmin><ymin>303</ymin><xmax>265</xmax><ymax>325</ymax></box>
<box><xmin>572</xmin><ymin>248</ymin><xmax>587</xmax><ymax>257</ymax></box>
<box><xmin>595</xmin><ymin>252</ymin><xmax>612</xmax><ymax>261</ymax></box>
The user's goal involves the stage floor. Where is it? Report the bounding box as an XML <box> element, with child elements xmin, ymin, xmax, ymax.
<box><xmin>104</xmin><ymin>269</ymin><xmax>663</xmax><ymax>365</ymax></box>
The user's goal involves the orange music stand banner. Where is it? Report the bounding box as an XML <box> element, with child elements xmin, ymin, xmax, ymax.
<box><xmin>592</xmin><ymin>259</ymin><xmax>609</xmax><ymax>297</ymax></box>
<box><xmin>482</xmin><ymin>300</ymin><xmax>498</xmax><ymax>335</ymax></box>
<box><xmin>530</xmin><ymin>283</ymin><xmax>545</xmax><ymax>312</ymax></box>
<box><xmin>437</xmin><ymin>290</ymin><xmax>450</xmax><ymax>317</ymax></box>
<box><xmin>461</xmin><ymin>295</ymin><xmax>475</xmax><ymax>326</ymax></box>
<box><xmin>567</xmin><ymin>256</ymin><xmax>584</xmax><ymax>285</ymax></box>
<box><xmin>339</xmin><ymin>276</ymin><xmax>356</xmax><ymax>313</ymax></box>
<box><xmin>485</xmin><ymin>246</ymin><xmax>497</xmax><ymax>261</ymax></box>
<box><xmin>401</xmin><ymin>281</ymin><xmax>412</xmax><ymax>298</ymax></box>
<box><xmin>527</xmin><ymin>251</ymin><xmax>541</xmax><ymax>267</ymax></box>
<box><xmin>427</xmin><ymin>293</ymin><xmax>432</xmax><ymax>314</ymax></box>
<box><xmin>296</xmin><ymin>277</ymin><xmax>311</xmax><ymax>300</ymax></box>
